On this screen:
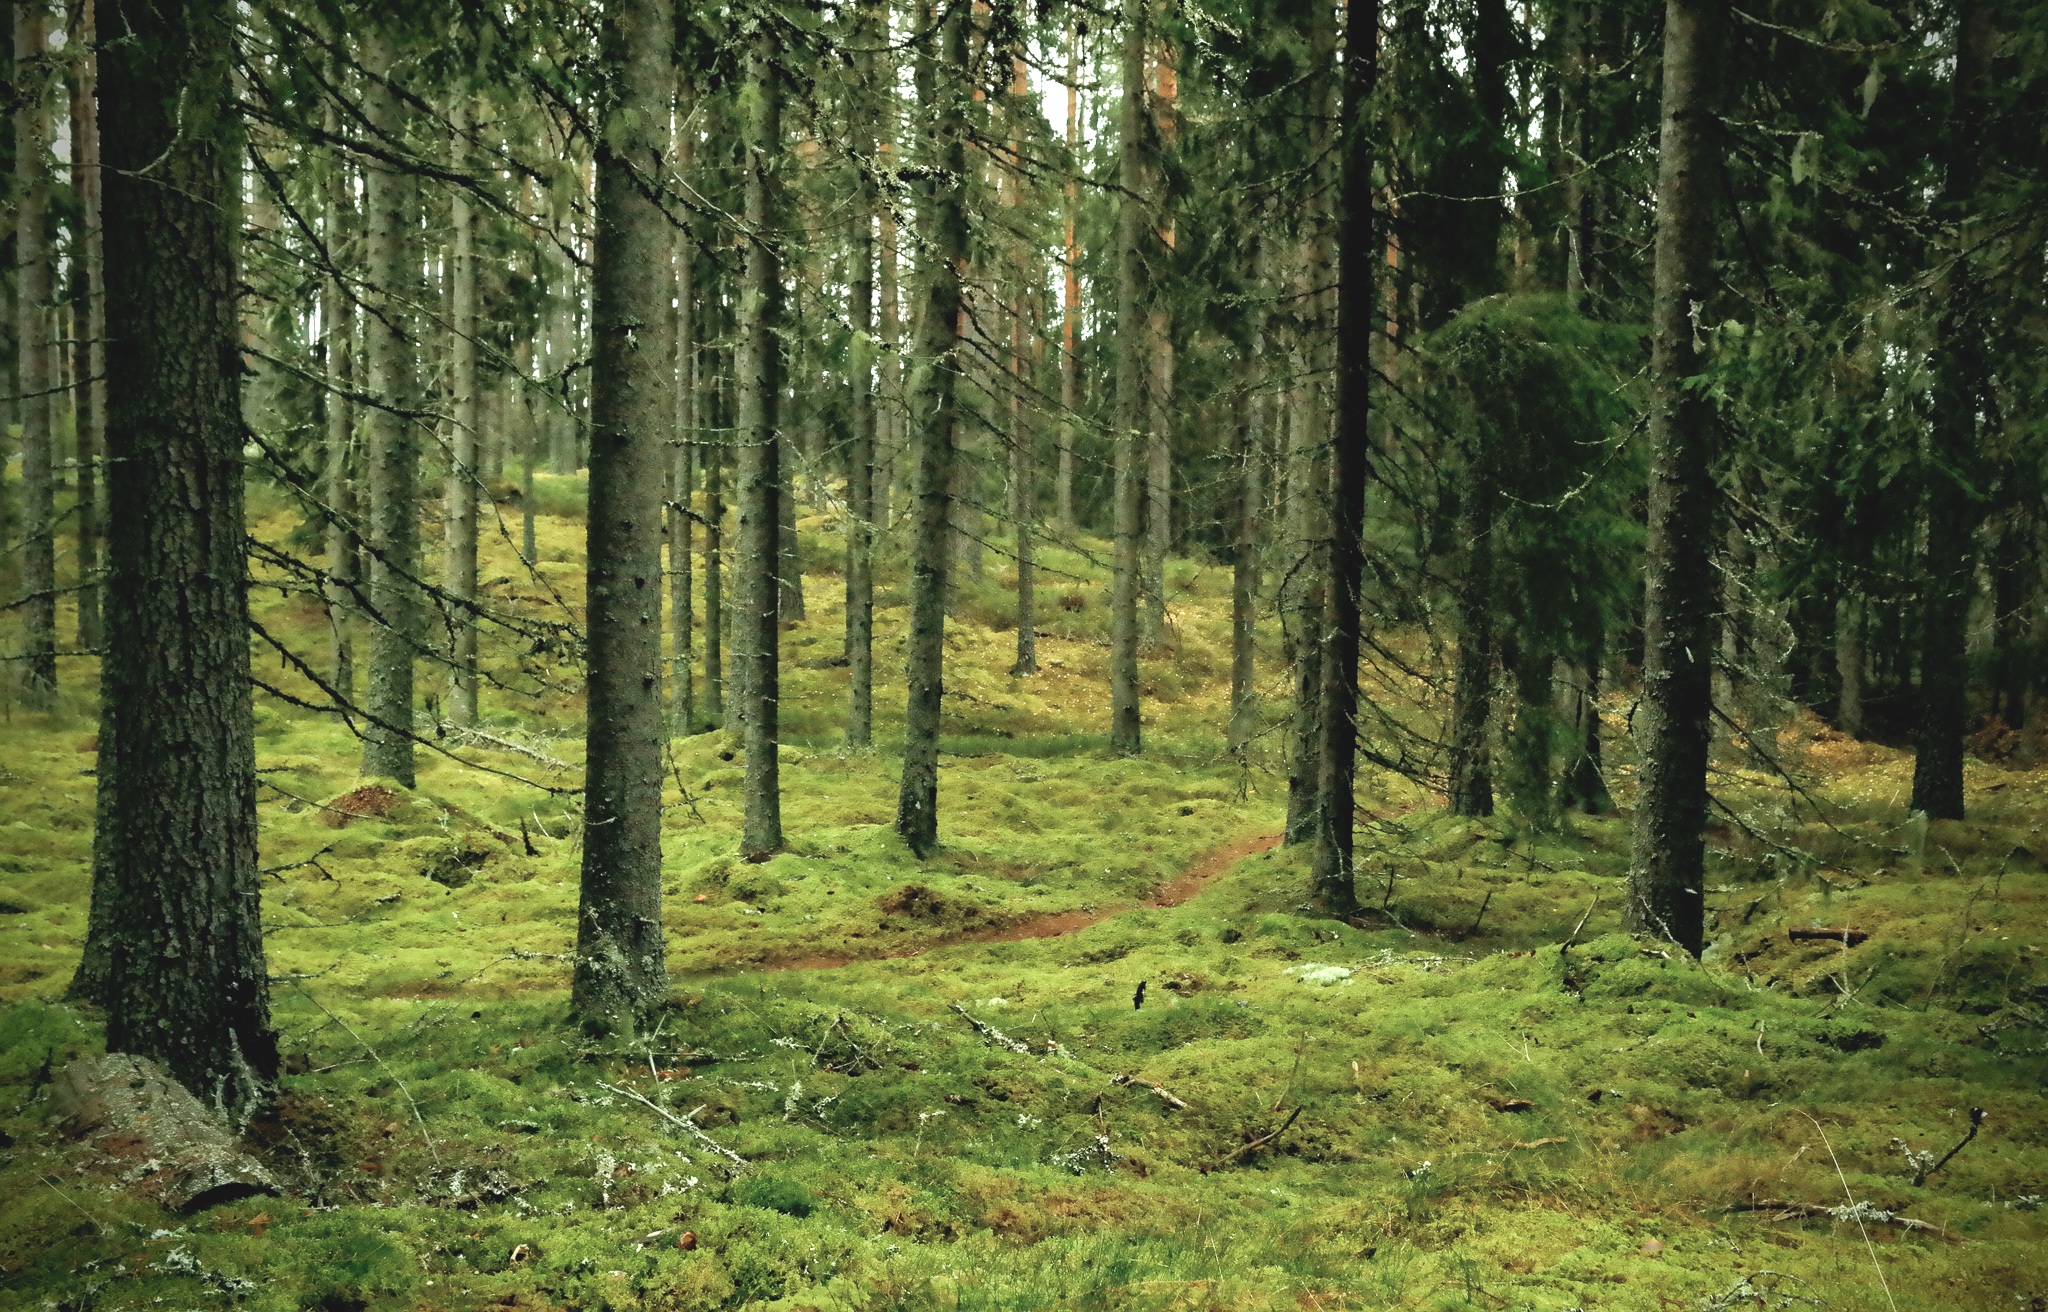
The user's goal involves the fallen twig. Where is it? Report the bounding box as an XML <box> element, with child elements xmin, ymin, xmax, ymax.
<box><xmin>1727</xmin><ymin>1198</ymin><xmax>1957</xmax><ymax>1240</ymax></box>
<box><xmin>1111</xmin><ymin>1073</ymin><xmax>1189</xmax><ymax>1110</ymax></box>
<box><xmin>1789</xmin><ymin>926</ymin><xmax>1869</xmax><ymax>946</ymax></box>
<box><xmin>1914</xmin><ymin>1107</ymin><xmax>1985</xmax><ymax>1187</ymax></box>
<box><xmin>951</xmin><ymin>1003</ymin><xmax>1032</xmax><ymax>1055</ymax></box>
<box><xmin>596</xmin><ymin>1080</ymin><xmax>749</xmax><ymax>1170</ymax></box>
<box><xmin>1212</xmin><ymin>1106</ymin><xmax>1301</xmax><ymax>1169</ymax></box>
<box><xmin>1510</xmin><ymin>1136</ymin><xmax>1568</xmax><ymax>1150</ymax></box>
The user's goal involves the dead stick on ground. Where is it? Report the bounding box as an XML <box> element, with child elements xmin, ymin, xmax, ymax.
<box><xmin>1915</xmin><ymin>1107</ymin><xmax>1985</xmax><ymax>1187</ymax></box>
<box><xmin>291</xmin><ymin>983</ymin><xmax>438</xmax><ymax>1165</ymax></box>
<box><xmin>1215</xmin><ymin>1106</ymin><xmax>1302</xmax><ymax>1169</ymax></box>
<box><xmin>1111</xmin><ymin>1073</ymin><xmax>1189</xmax><ymax>1110</ymax></box>
<box><xmin>597</xmin><ymin>1080</ymin><xmax>749</xmax><ymax>1170</ymax></box>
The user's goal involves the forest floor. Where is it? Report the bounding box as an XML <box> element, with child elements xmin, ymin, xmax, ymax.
<box><xmin>2</xmin><ymin>477</ymin><xmax>2046</xmax><ymax>1311</ymax></box>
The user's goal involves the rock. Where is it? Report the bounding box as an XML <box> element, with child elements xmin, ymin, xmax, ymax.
<box><xmin>50</xmin><ymin>1053</ymin><xmax>279</xmax><ymax>1211</ymax></box>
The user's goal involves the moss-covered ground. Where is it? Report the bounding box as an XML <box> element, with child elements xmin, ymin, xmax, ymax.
<box><xmin>1</xmin><ymin>478</ymin><xmax>2045</xmax><ymax>1309</ymax></box>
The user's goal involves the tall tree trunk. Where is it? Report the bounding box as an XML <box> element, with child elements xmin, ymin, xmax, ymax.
<box><xmin>322</xmin><ymin>93</ymin><xmax>357</xmax><ymax>700</ymax></box>
<box><xmin>845</xmin><ymin>0</ymin><xmax>880</xmax><ymax>746</ymax></box>
<box><xmin>1228</xmin><ymin>350</ymin><xmax>1261</xmax><ymax>757</ymax></box>
<box><xmin>737</xmin><ymin>24</ymin><xmax>785</xmax><ymax>860</ymax></box>
<box><xmin>1006</xmin><ymin>53</ymin><xmax>1038</xmax><ymax>678</ymax></box>
<box><xmin>518</xmin><ymin>338</ymin><xmax>538</xmax><ymax>564</ymax></box>
<box><xmin>1559</xmin><ymin>630</ymin><xmax>1613</xmax><ymax>813</ymax></box>
<box><xmin>878</xmin><ymin>133</ymin><xmax>903</xmax><ymax>528</ymax></box>
<box><xmin>1057</xmin><ymin>21</ymin><xmax>1081</xmax><ymax>537</ymax></box>
<box><xmin>1445</xmin><ymin>0</ymin><xmax>1512</xmax><ymax>816</ymax></box>
<box><xmin>896</xmin><ymin>0</ymin><xmax>966</xmax><ymax>855</ymax></box>
<box><xmin>777</xmin><ymin>429</ymin><xmax>805</xmax><ymax>620</ymax></box>
<box><xmin>704</xmin><ymin>364</ymin><xmax>725</xmax><ymax>724</ymax></box>
<box><xmin>1625</xmin><ymin>0</ymin><xmax>1728</xmax><ymax>956</ymax></box>
<box><xmin>1835</xmin><ymin>594</ymin><xmax>1864</xmax><ymax>736</ymax></box>
<box><xmin>1909</xmin><ymin>0</ymin><xmax>1992</xmax><ymax>822</ymax></box>
<box><xmin>1283</xmin><ymin>305</ymin><xmax>1327</xmax><ymax>845</ymax></box>
<box><xmin>1311</xmin><ymin>0</ymin><xmax>1376</xmax><ymax>916</ymax></box>
<box><xmin>360</xmin><ymin>29</ymin><xmax>419</xmax><ymax>787</ymax></box>
<box><xmin>14</xmin><ymin>1</ymin><xmax>56</xmax><ymax>708</ymax></box>
<box><xmin>445</xmin><ymin>98</ymin><xmax>480</xmax><ymax>729</ymax></box>
<box><xmin>83</xmin><ymin>0</ymin><xmax>277</xmax><ymax>1114</ymax></box>
<box><xmin>69</xmin><ymin>3</ymin><xmax>103</xmax><ymax>652</ymax></box>
<box><xmin>574</xmin><ymin>0</ymin><xmax>675</xmax><ymax>1033</ymax></box>
<box><xmin>670</xmin><ymin>78</ymin><xmax>698</xmax><ymax>737</ymax></box>
<box><xmin>1141</xmin><ymin>38</ymin><xmax>1176</xmax><ymax>644</ymax></box>
<box><xmin>1108</xmin><ymin>0</ymin><xmax>1147</xmax><ymax>756</ymax></box>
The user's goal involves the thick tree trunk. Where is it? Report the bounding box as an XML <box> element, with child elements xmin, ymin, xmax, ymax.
<box><xmin>83</xmin><ymin>0</ymin><xmax>277</xmax><ymax>1115</ymax></box>
<box><xmin>1625</xmin><ymin>0</ymin><xmax>1728</xmax><ymax>956</ymax></box>
<box><xmin>322</xmin><ymin>95</ymin><xmax>357</xmax><ymax>701</ymax></box>
<box><xmin>360</xmin><ymin>30</ymin><xmax>419</xmax><ymax>787</ymax></box>
<box><xmin>896</xmin><ymin>0</ymin><xmax>966</xmax><ymax>855</ymax></box>
<box><xmin>1909</xmin><ymin>0</ymin><xmax>1992</xmax><ymax>821</ymax></box>
<box><xmin>445</xmin><ymin>98</ymin><xmax>480</xmax><ymax>730</ymax></box>
<box><xmin>1282</xmin><ymin>325</ymin><xmax>1327</xmax><ymax>845</ymax></box>
<box><xmin>1006</xmin><ymin>54</ymin><xmax>1038</xmax><ymax>679</ymax></box>
<box><xmin>1311</xmin><ymin>0</ymin><xmax>1376</xmax><ymax>916</ymax></box>
<box><xmin>737</xmin><ymin>26</ymin><xmax>785</xmax><ymax>860</ymax></box>
<box><xmin>845</xmin><ymin>0</ymin><xmax>880</xmax><ymax>746</ymax></box>
<box><xmin>15</xmin><ymin>1</ymin><xmax>56</xmax><ymax>707</ymax></box>
<box><xmin>1141</xmin><ymin>41</ymin><xmax>1176</xmax><ymax>646</ymax></box>
<box><xmin>69</xmin><ymin>7</ymin><xmax>104</xmax><ymax>653</ymax></box>
<box><xmin>1108</xmin><ymin>0</ymin><xmax>1147</xmax><ymax>757</ymax></box>
<box><xmin>574</xmin><ymin>0</ymin><xmax>675</xmax><ymax>1033</ymax></box>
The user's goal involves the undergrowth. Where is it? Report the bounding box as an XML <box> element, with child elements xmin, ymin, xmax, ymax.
<box><xmin>0</xmin><ymin>481</ymin><xmax>2044</xmax><ymax>1310</ymax></box>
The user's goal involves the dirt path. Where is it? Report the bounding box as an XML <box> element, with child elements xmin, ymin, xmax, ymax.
<box><xmin>759</xmin><ymin>830</ymin><xmax>1284</xmax><ymax>973</ymax></box>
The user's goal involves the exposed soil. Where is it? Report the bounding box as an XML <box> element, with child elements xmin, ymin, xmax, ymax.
<box><xmin>756</xmin><ymin>830</ymin><xmax>1283</xmax><ymax>973</ymax></box>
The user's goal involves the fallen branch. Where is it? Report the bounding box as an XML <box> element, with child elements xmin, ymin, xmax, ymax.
<box><xmin>1727</xmin><ymin>1198</ymin><xmax>1957</xmax><ymax>1239</ymax></box>
<box><xmin>1211</xmin><ymin>1106</ymin><xmax>1302</xmax><ymax>1169</ymax></box>
<box><xmin>1789</xmin><ymin>926</ymin><xmax>1869</xmax><ymax>946</ymax></box>
<box><xmin>596</xmin><ymin>1080</ymin><xmax>749</xmax><ymax>1170</ymax></box>
<box><xmin>444</xmin><ymin>723</ymin><xmax>570</xmax><ymax>771</ymax></box>
<box><xmin>950</xmin><ymin>1003</ymin><xmax>1032</xmax><ymax>1055</ymax></box>
<box><xmin>1111</xmin><ymin>1073</ymin><xmax>1189</xmax><ymax>1110</ymax></box>
<box><xmin>1914</xmin><ymin>1107</ymin><xmax>1985</xmax><ymax>1187</ymax></box>
<box><xmin>1510</xmin><ymin>1136</ymin><xmax>1568</xmax><ymax>1150</ymax></box>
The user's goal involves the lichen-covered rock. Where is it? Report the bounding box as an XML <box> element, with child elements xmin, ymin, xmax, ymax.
<box><xmin>50</xmin><ymin>1053</ymin><xmax>279</xmax><ymax>1211</ymax></box>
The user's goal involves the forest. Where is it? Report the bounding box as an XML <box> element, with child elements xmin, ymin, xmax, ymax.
<box><xmin>0</xmin><ymin>0</ymin><xmax>2045</xmax><ymax>1306</ymax></box>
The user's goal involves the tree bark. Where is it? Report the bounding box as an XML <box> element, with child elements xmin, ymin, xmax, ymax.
<box><xmin>83</xmin><ymin>0</ymin><xmax>277</xmax><ymax>1114</ymax></box>
<box><xmin>322</xmin><ymin>92</ymin><xmax>357</xmax><ymax>702</ymax></box>
<box><xmin>1311</xmin><ymin>0</ymin><xmax>1376</xmax><ymax>917</ymax></box>
<box><xmin>1140</xmin><ymin>37</ymin><xmax>1176</xmax><ymax>645</ymax></box>
<box><xmin>1006</xmin><ymin>53</ymin><xmax>1038</xmax><ymax>679</ymax></box>
<box><xmin>360</xmin><ymin>29</ymin><xmax>419</xmax><ymax>787</ymax></box>
<box><xmin>896</xmin><ymin>0</ymin><xmax>966</xmax><ymax>855</ymax></box>
<box><xmin>1228</xmin><ymin>350</ymin><xmax>1261</xmax><ymax>757</ymax></box>
<box><xmin>14</xmin><ymin>0</ymin><xmax>56</xmax><ymax>707</ymax></box>
<box><xmin>845</xmin><ymin>0</ymin><xmax>880</xmax><ymax>745</ymax></box>
<box><xmin>704</xmin><ymin>367</ymin><xmax>725</xmax><ymax>725</ymax></box>
<box><xmin>737</xmin><ymin>22</ymin><xmax>785</xmax><ymax>860</ymax></box>
<box><xmin>69</xmin><ymin>2</ymin><xmax>104</xmax><ymax>653</ymax></box>
<box><xmin>671</xmin><ymin>77</ymin><xmax>698</xmax><ymax>738</ymax></box>
<box><xmin>445</xmin><ymin>97</ymin><xmax>480</xmax><ymax>730</ymax></box>
<box><xmin>1058</xmin><ymin>21</ymin><xmax>1081</xmax><ymax>537</ymax></box>
<box><xmin>1835</xmin><ymin>594</ymin><xmax>1864</xmax><ymax>736</ymax></box>
<box><xmin>1282</xmin><ymin>305</ymin><xmax>1327</xmax><ymax>845</ymax></box>
<box><xmin>1108</xmin><ymin>0</ymin><xmax>1147</xmax><ymax>756</ymax></box>
<box><xmin>574</xmin><ymin>0</ymin><xmax>675</xmax><ymax>1033</ymax></box>
<box><xmin>1625</xmin><ymin>0</ymin><xmax>1728</xmax><ymax>956</ymax></box>
<box><xmin>1909</xmin><ymin>0</ymin><xmax>1992</xmax><ymax>822</ymax></box>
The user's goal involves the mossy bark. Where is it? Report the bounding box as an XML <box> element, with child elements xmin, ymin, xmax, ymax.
<box><xmin>87</xmin><ymin>0</ymin><xmax>277</xmax><ymax>1114</ymax></box>
<box><xmin>574</xmin><ymin>0</ymin><xmax>675</xmax><ymax>1032</ymax></box>
<box><xmin>896</xmin><ymin>0</ymin><xmax>965</xmax><ymax>856</ymax></box>
<box><xmin>1625</xmin><ymin>0</ymin><xmax>1728</xmax><ymax>956</ymax></box>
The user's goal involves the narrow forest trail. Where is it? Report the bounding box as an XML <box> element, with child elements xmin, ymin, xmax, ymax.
<box><xmin>752</xmin><ymin>829</ymin><xmax>1284</xmax><ymax>973</ymax></box>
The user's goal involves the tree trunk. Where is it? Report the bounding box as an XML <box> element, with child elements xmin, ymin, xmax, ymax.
<box><xmin>704</xmin><ymin>375</ymin><xmax>725</xmax><ymax>725</ymax></box>
<box><xmin>1909</xmin><ymin>0</ymin><xmax>1993</xmax><ymax>821</ymax></box>
<box><xmin>322</xmin><ymin>93</ymin><xmax>357</xmax><ymax>701</ymax></box>
<box><xmin>1141</xmin><ymin>38</ymin><xmax>1176</xmax><ymax>645</ymax></box>
<box><xmin>671</xmin><ymin>79</ymin><xmax>698</xmax><ymax>738</ymax></box>
<box><xmin>518</xmin><ymin>338</ymin><xmax>538</xmax><ymax>564</ymax></box>
<box><xmin>15</xmin><ymin>0</ymin><xmax>56</xmax><ymax>707</ymax></box>
<box><xmin>1625</xmin><ymin>0</ymin><xmax>1728</xmax><ymax>956</ymax></box>
<box><xmin>1282</xmin><ymin>313</ymin><xmax>1327</xmax><ymax>845</ymax></box>
<box><xmin>445</xmin><ymin>98</ymin><xmax>480</xmax><ymax>730</ymax></box>
<box><xmin>1445</xmin><ymin>472</ymin><xmax>1497</xmax><ymax>817</ymax></box>
<box><xmin>737</xmin><ymin>24</ymin><xmax>785</xmax><ymax>860</ymax></box>
<box><xmin>1311</xmin><ymin>0</ymin><xmax>1376</xmax><ymax>916</ymax></box>
<box><xmin>896</xmin><ymin>0</ymin><xmax>966</xmax><ymax>855</ymax></box>
<box><xmin>574</xmin><ymin>0</ymin><xmax>675</xmax><ymax>1033</ymax></box>
<box><xmin>84</xmin><ymin>0</ymin><xmax>277</xmax><ymax>1115</ymax></box>
<box><xmin>1057</xmin><ymin>21</ymin><xmax>1081</xmax><ymax>537</ymax></box>
<box><xmin>1560</xmin><ymin>631</ymin><xmax>1613</xmax><ymax>814</ymax></box>
<box><xmin>877</xmin><ymin>135</ymin><xmax>903</xmax><ymax>529</ymax></box>
<box><xmin>360</xmin><ymin>29</ymin><xmax>419</xmax><ymax>787</ymax></box>
<box><xmin>1006</xmin><ymin>53</ymin><xmax>1038</xmax><ymax>679</ymax></box>
<box><xmin>845</xmin><ymin>0</ymin><xmax>880</xmax><ymax>746</ymax></box>
<box><xmin>1835</xmin><ymin>594</ymin><xmax>1864</xmax><ymax>736</ymax></box>
<box><xmin>69</xmin><ymin>4</ymin><xmax>104</xmax><ymax>653</ymax></box>
<box><xmin>1228</xmin><ymin>351</ymin><xmax>1261</xmax><ymax>757</ymax></box>
<box><xmin>777</xmin><ymin>429</ymin><xmax>805</xmax><ymax>620</ymax></box>
<box><xmin>1108</xmin><ymin>0</ymin><xmax>1147</xmax><ymax>757</ymax></box>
